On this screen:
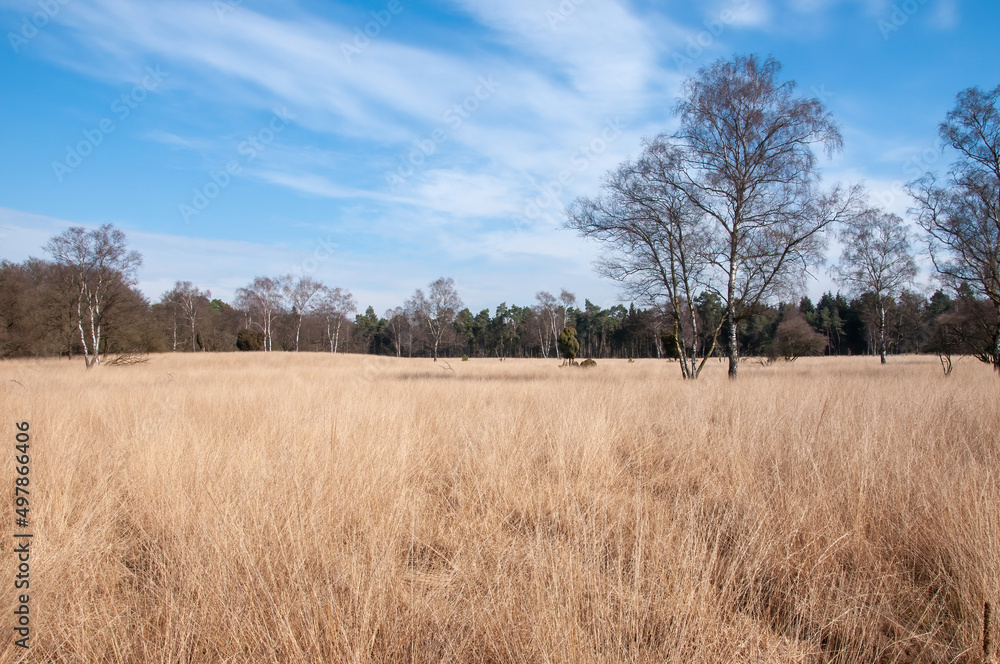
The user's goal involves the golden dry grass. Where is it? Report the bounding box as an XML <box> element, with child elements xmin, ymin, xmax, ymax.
<box><xmin>1</xmin><ymin>353</ymin><xmax>997</xmax><ymax>663</ymax></box>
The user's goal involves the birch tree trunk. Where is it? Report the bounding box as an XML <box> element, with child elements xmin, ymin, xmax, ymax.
<box><xmin>89</xmin><ymin>302</ymin><xmax>101</xmax><ymax>367</ymax></box>
<box><xmin>77</xmin><ymin>296</ymin><xmax>93</xmax><ymax>369</ymax></box>
<box><xmin>878</xmin><ymin>303</ymin><xmax>887</xmax><ymax>365</ymax></box>
<box><xmin>685</xmin><ymin>297</ymin><xmax>703</xmax><ymax>379</ymax></box>
<box><xmin>727</xmin><ymin>260</ymin><xmax>739</xmax><ymax>379</ymax></box>
<box><xmin>672</xmin><ymin>319</ymin><xmax>689</xmax><ymax>379</ymax></box>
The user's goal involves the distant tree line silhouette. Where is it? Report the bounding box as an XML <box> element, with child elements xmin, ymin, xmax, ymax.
<box><xmin>0</xmin><ymin>253</ymin><xmax>991</xmax><ymax>364</ymax></box>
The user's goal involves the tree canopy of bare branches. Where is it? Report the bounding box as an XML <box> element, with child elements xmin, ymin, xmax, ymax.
<box><xmin>384</xmin><ymin>306</ymin><xmax>410</xmax><ymax>357</ymax></box>
<box><xmin>568</xmin><ymin>137</ymin><xmax>716</xmax><ymax>378</ymax></box>
<box><xmin>672</xmin><ymin>55</ymin><xmax>862</xmax><ymax>379</ymax></box>
<box><xmin>285</xmin><ymin>276</ymin><xmax>324</xmax><ymax>352</ymax></box>
<box><xmin>909</xmin><ymin>85</ymin><xmax>1000</xmax><ymax>373</ymax></box>
<box><xmin>315</xmin><ymin>286</ymin><xmax>356</xmax><ymax>353</ymax></box>
<box><xmin>162</xmin><ymin>281</ymin><xmax>212</xmax><ymax>352</ymax></box>
<box><xmin>832</xmin><ymin>207</ymin><xmax>917</xmax><ymax>364</ymax></box>
<box><xmin>407</xmin><ymin>277</ymin><xmax>463</xmax><ymax>361</ymax></box>
<box><xmin>569</xmin><ymin>55</ymin><xmax>861</xmax><ymax>378</ymax></box>
<box><xmin>533</xmin><ymin>290</ymin><xmax>575</xmax><ymax>360</ymax></box>
<box><xmin>234</xmin><ymin>275</ymin><xmax>290</xmax><ymax>352</ymax></box>
<box><xmin>44</xmin><ymin>224</ymin><xmax>143</xmax><ymax>367</ymax></box>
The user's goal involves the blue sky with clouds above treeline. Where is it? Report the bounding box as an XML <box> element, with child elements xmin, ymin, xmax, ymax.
<box><xmin>0</xmin><ymin>0</ymin><xmax>997</xmax><ymax>313</ymax></box>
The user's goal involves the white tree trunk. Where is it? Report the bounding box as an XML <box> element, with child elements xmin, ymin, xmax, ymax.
<box><xmin>726</xmin><ymin>258</ymin><xmax>739</xmax><ymax>379</ymax></box>
<box><xmin>89</xmin><ymin>302</ymin><xmax>101</xmax><ymax>367</ymax></box>
<box><xmin>77</xmin><ymin>297</ymin><xmax>93</xmax><ymax>369</ymax></box>
<box><xmin>878</xmin><ymin>303</ymin><xmax>887</xmax><ymax>365</ymax></box>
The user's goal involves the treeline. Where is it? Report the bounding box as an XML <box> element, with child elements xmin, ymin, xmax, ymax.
<box><xmin>0</xmin><ymin>251</ymin><xmax>990</xmax><ymax>362</ymax></box>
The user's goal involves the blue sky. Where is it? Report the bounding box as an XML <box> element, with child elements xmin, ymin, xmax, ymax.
<box><xmin>0</xmin><ymin>0</ymin><xmax>997</xmax><ymax>313</ymax></box>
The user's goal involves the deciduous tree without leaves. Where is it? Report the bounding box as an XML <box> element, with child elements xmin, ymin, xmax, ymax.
<box><xmin>568</xmin><ymin>137</ymin><xmax>718</xmax><ymax>379</ymax></box>
<box><xmin>662</xmin><ymin>54</ymin><xmax>862</xmax><ymax>379</ymax></box>
<box><xmin>832</xmin><ymin>207</ymin><xmax>917</xmax><ymax>364</ymax></box>
<box><xmin>909</xmin><ymin>85</ymin><xmax>1000</xmax><ymax>374</ymax></box>
<box><xmin>407</xmin><ymin>277</ymin><xmax>463</xmax><ymax>361</ymax></box>
<box><xmin>163</xmin><ymin>281</ymin><xmax>211</xmax><ymax>352</ymax></box>
<box><xmin>44</xmin><ymin>224</ymin><xmax>142</xmax><ymax>368</ymax></box>
<box><xmin>316</xmin><ymin>286</ymin><xmax>356</xmax><ymax>353</ymax></box>
<box><xmin>284</xmin><ymin>276</ymin><xmax>324</xmax><ymax>352</ymax></box>
<box><xmin>235</xmin><ymin>275</ymin><xmax>290</xmax><ymax>352</ymax></box>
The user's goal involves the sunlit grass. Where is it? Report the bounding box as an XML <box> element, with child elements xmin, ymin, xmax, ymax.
<box><xmin>1</xmin><ymin>353</ymin><xmax>997</xmax><ymax>663</ymax></box>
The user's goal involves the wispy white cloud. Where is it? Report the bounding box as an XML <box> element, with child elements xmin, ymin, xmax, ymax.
<box><xmin>713</xmin><ymin>0</ymin><xmax>773</xmax><ymax>28</ymax></box>
<box><xmin>143</xmin><ymin>130</ymin><xmax>211</xmax><ymax>150</ymax></box>
<box><xmin>44</xmin><ymin>0</ymin><xmax>486</xmax><ymax>138</ymax></box>
<box><xmin>29</xmin><ymin>0</ymin><xmax>672</xmax><ymax>219</ymax></box>
<box><xmin>445</xmin><ymin>0</ymin><xmax>662</xmax><ymax>103</ymax></box>
<box><xmin>251</xmin><ymin>171</ymin><xmax>397</xmax><ymax>204</ymax></box>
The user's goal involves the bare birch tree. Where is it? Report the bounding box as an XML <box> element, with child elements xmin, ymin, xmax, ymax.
<box><xmin>385</xmin><ymin>306</ymin><xmax>408</xmax><ymax>357</ymax></box>
<box><xmin>568</xmin><ymin>137</ymin><xmax>717</xmax><ymax>379</ymax></box>
<box><xmin>909</xmin><ymin>85</ymin><xmax>1000</xmax><ymax>373</ymax></box>
<box><xmin>163</xmin><ymin>281</ymin><xmax>211</xmax><ymax>352</ymax></box>
<box><xmin>559</xmin><ymin>290</ymin><xmax>576</xmax><ymax>332</ymax></box>
<box><xmin>316</xmin><ymin>286</ymin><xmax>356</xmax><ymax>353</ymax></box>
<box><xmin>284</xmin><ymin>276</ymin><xmax>324</xmax><ymax>352</ymax></box>
<box><xmin>44</xmin><ymin>224</ymin><xmax>142</xmax><ymax>368</ymax></box>
<box><xmin>667</xmin><ymin>54</ymin><xmax>862</xmax><ymax>379</ymax></box>
<box><xmin>534</xmin><ymin>291</ymin><xmax>558</xmax><ymax>358</ymax></box>
<box><xmin>235</xmin><ymin>275</ymin><xmax>289</xmax><ymax>352</ymax></box>
<box><xmin>530</xmin><ymin>302</ymin><xmax>554</xmax><ymax>358</ymax></box>
<box><xmin>535</xmin><ymin>289</ymin><xmax>577</xmax><ymax>358</ymax></box>
<box><xmin>403</xmin><ymin>300</ymin><xmax>420</xmax><ymax>357</ymax></box>
<box><xmin>407</xmin><ymin>277</ymin><xmax>463</xmax><ymax>361</ymax></box>
<box><xmin>832</xmin><ymin>208</ymin><xmax>917</xmax><ymax>364</ymax></box>
<box><xmin>159</xmin><ymin>290</ymin><xmax>182</xmax><ymax>352</ymax></box>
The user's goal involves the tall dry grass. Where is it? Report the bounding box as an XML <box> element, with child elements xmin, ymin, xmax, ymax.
<box><xmin>1</xmin><ymin>354</ymin><xmax>997</xmax><ymax>663</ymax></box>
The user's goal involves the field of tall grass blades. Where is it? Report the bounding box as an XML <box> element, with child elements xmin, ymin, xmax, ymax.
<box><xmin>1</xmin><ymin>354</ymin><xmax>997</xmax><ymax>663</ymax></box>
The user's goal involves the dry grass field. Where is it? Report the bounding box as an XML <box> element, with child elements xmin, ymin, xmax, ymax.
<box><xmin>1</xmin><ymin>353</ymin><xmax>997</xmax><ymax>663</ymax></box>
